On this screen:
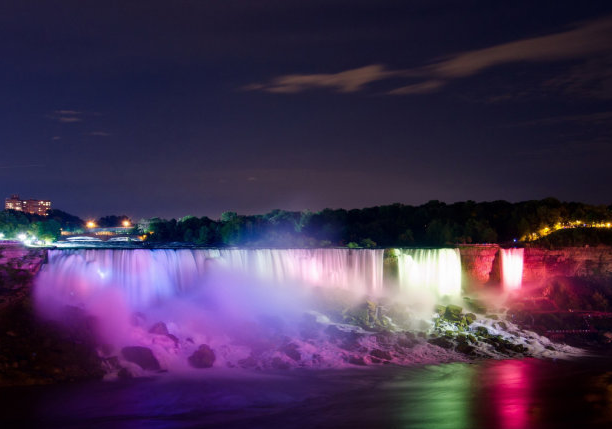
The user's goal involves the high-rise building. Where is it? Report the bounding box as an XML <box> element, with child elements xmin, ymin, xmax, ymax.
<box><xmin>4</xmin><ymin>194</ymin><xmax>51</xmax><ymax>216</ymax></box>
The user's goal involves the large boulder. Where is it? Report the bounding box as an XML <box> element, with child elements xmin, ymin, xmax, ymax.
<box><xmin>280</xmin><ymin>343</ymin><xmax>301</xmax><ymax>361</ymax></box>
<box><xmin>444</xmin><ymin>305</ymin><xmax>463</xmax><ymax>322</ymax></box>
<box><xmin>149</xmin><ymin>322</ymin><xmax>169</xmax><ymax>335</ymax></box>
<box><xmin>121</xmin><ymin>346</ymin><xmax>160</xmax><ymax>371</ymax></box>
<box><xmin>370</xmin><ymin>349</ymin><xmax>393</xmax><ymax>361</ymax></box>
<box><xmin>188</xmin><ymin>344</ymin><xmax>216</xmax><ymax>368</ymax></box>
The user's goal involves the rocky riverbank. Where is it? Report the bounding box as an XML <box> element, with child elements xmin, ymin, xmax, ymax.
<box><xmin>0</xmin><ymin>251</ymin><xmax>105</xmax><ymax>386</ymax></box>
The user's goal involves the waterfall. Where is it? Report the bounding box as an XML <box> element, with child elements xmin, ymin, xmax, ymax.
<box><xmin>36</xmin><ymin>248</ymin><xmax>385</xmax><ymax>308</ymax></box>
<box><xmin>396</xmin><ymin>248</ymin><xmax>462</xmax><ymax>298</ymax></box>
<box><xmin>500</xmin><ymin>248</ymin><xmax>524</xmax><ymax>291</ymax></box>
<box><xmin>214</xmin><ymin>248</ymin><xmax>384</xmax><ymax>295</ymax></box>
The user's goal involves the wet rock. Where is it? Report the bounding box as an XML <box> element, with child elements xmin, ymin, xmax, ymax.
<box><xmin>370</xmin><ymin>349</ymin><xmax>393</xmax><ymax>360</ymax></box>
<box><xmin>348</xmin><ymin>356</ymin><xmax>367</xmax><ymax>366</ymax></box>
<box><xmin>271</xmin><ymin>357</ymin><xmax>290</xmax><ymax>370</ymax></box>
<box><xmin>434</xmin><ymin>305</ymin><xmax>446</xmax><ymax>316</ymax></box>
<box><xmin>474</xmin><ymin>326</ymin><xmax>489</xmax><ymax>337</ymax></box>
<box><xmin>325</xmin><ymin>325</ymin><xmax>363</xmax><ymax>350</ymax></box>
<box><xmin>464</xmin><ymin>313</ymin><xmax>477</xmax><ymax>325</ymax></box>
<box><xmin>149</xmin><ymin>322</ymin><xmax>169</xmax><ymax>336</ymax></box>
<box><xmin>456</xmin><ymin>342</ymin><xmax>476</xmax><ymax>355</ymax></box>
<box><xmin>102</xmin><ymin>356</ymin><xmax>121</xmax><ymax>371</ymax></box>
<box><xmin>117</xmin><ymin>367</ymin><xmax>133</xmax><ymax>379</ymax></box>
<box><xmin>343</xmin><ymin>303</ymin><xmax>372</xmax><ymax>328</ymax></box>
<box><xmin>444</xmin><ymin>305</ymin><xmax>463</xmax><ymax>322</ymax></box>
<box><xmin>428</xmin><ymin>337</ymin><xmax>454</xmax><ymax>349</ymax></box>
<box><xmin>456</xmin><ymin>336</ymin><xmax>476</xmax><ymax>354</ymax></box>
<box><xmin>324</xmin><ymin>325</ymin><xmax>344</xmax><ymax>341</ymax></box>
<box><xmin>187</xmin><ymin>344</ymin><xmax>216</xmax><ymax>368</ymax></box>
<box><xmin>280</xmin><ymin>343</ymin><xmax>301</xmax><ymax>361</ymax></box>
<box><xmin>375</xmin><ymin>331</ymin><xmax>395</xmax><ymax>346</ymax></box>
<box><xmin>397</xmin><ymin>336</ymin><xmax>417</xmax><ymax>348</ymax></box>
<box><xmin>121</xmin><ymin>346</ymin><xmax>160</xmax><ymax>371</ymax></box>
<box><xmin>166</xmin><ymin>334</ymin><xmax>179</xmax><ymax>346</ymax></box>
<box><xmin>238</xmin><ymin>356</ymin><xmax>258</xmax><ymax>369</ymax></box>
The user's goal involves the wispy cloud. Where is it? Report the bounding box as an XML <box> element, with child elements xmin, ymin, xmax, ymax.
<box><xmin>243</xmin><ymin>64</ymin><xmax>402</xmax><ymax>94</ymax></box>
<box><xmin>245</xmin><ymin>15</ymin><xmax>612</xmax><ymax>96</ymax></box>
<box><xmin>54</xmin><ymin>109</ymin><xmax>82</xmax><ymax>115</ymax></box>
<box><xmin>49</xmin><ymin>109</ymin><xmax>84</xmax><ymax>123</ymax></box>
<box><xmin>58</xmin><ymin>116</ymin><xmax>82</xmax><ymax>123</ymax></box>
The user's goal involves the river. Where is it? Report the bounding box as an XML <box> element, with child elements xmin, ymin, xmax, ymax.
<box><xmin>2</xmin><ymin>356</ymin><xmax>612</xmax><ymax>428</ymax></box>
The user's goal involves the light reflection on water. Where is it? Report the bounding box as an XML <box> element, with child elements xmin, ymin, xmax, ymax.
<box><xmin>385</xmin><ymin>363</ymin><xmax>476</xmax><ymax>429</ymax></box>
<box><xmin>487</xmin><ymin>360</ymin><xmax>531</xmax><ymax>429</ymax></box>
<box><xmin>2</xmin><ymin>358</ymin><xmax>612</xmax><ymax>429</ymax></box>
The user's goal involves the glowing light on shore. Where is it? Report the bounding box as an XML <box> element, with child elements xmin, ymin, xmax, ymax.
<box><xmin>122</xmin><ymin>220</ymin><xmax>131</xmax><ymax>227</ymax></box>
<box><xmin>501</xmin><ymin>248</ymin><xmax>524</xmax><ymax>291</ymax></box>
<box><xmin>86</xmin><ymin>221</ymin><xmax>96</xmax><ymax>228</ymax></box>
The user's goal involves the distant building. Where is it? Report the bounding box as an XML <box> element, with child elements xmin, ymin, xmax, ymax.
<box><xmin>4</xmin><ymin>194</ymin><xmax>51</xmax><ymax>216</ymax></box>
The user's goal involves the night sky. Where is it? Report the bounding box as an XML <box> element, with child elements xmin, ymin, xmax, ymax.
<box><xmin>2</xmin><ymin>1</ymin><xmax>612</xmax><ymax>220</ymax></box>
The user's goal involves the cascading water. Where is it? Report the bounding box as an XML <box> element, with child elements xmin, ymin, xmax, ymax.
<box><xmin>30</xmin><ymin>247</ymin><xmax>570</xmax><ymax>376</ymax></box>
<box><xmin>500</xmin><ymin>248</ymin><xmax>524</xmax><ymax>291</ymax></box>
<box><xmin>214</xmin><ymin>248</ymin><xmax>384</xmax><ymax>295</ymax></box>
<box><xmin>33</xmin><ymin>248</ymin><xmax>387</xmax><ymax>373</ymax></box>
<box><xmin>36</xmin><ymin>248</ymin><xmax>385</xmax><ymax>308</ymax></box>
<box><xmin>396</xmin><ymin>248</ymin><xmax>462</xmax><ymax>299</ymax></box>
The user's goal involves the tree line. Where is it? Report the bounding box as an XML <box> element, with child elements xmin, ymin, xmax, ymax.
<box><xmin>2</xmin><ymin>198</ymin><xmax>610</xmax><ymax>246</ymax></box>
<box><xmin>140</xmin><ymin>198</ymin><xmax>612</xmax><ymax>247</ymax></box>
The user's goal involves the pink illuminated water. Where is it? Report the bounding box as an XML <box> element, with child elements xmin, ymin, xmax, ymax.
<box><xmin>501</xmin><ymin>248</ymin><xmax>524</xmax><ymax>292</ymax></box>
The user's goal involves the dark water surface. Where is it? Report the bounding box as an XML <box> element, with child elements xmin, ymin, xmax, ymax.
<box><xmin>2</xmin><ymin>357</ymin><xmax>612</xmax><ymax>429</ymax></box>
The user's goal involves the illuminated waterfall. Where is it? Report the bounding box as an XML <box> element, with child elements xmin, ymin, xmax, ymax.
<box><xmin>500</xmin><ymin>248</ymin><xmax>524</xmax><ymax>291</ymax></box>
<box><xmin>36</xmin><ymin>248</ymin><xmax>385</xmax><ymax>308</ymax></box>
<box><xmin>213</xmin><ymin>248</ymin><xmax>384</xmax><ymax>294</ymax></box>
<box><xmin>396</xmin><ymin>248</ymin><xmax>462</xmax><ymax>298</ymax></box>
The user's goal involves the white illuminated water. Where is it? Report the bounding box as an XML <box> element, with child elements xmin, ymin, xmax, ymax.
<box><xmin>396</xmin><ymin>248</ymin><xmax>462</xmax><ymax>298</ymax></box>
<box><xmin>500</xmin><ymin>248</ymin><xmax>524</xmax><ymax>291</ymax></box>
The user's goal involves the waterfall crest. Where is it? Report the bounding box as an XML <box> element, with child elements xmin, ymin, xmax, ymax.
<box><xmin>36</xmin><ymin>248</ymin><xmax>386</xmax><ymax>308</ymax></box>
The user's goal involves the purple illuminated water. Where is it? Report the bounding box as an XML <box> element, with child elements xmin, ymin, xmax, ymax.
<box><xmin>1</xmin><ymin>357</ymin><xmax>611</xmax><ymax>428</ymax></box>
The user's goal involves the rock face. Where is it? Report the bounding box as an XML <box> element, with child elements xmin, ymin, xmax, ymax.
<box><xmin>187</xmin><ymin>344</ymin><xmax>216</xmax><ymax>368</ymax></box>
<box><xmin>460</xmin><ymin>245</ymin><xmax>612</xmax><ymax>290</ymax></box>
<box><xmin>121</xmin><ymin>346</ymin><xmax>160</xmax><ymax>371</ymax></box>
<box><xmin>458</xmin><ymin>245</ymin><xmax>500</xmax><ymax>287</ymax></box>
<box><xmin>1</xmin><ymin>252</ymin><xmax>105</xmax><ymax>386</ymax></box>
<box><xmin>523</xmin><ymin>247</ymin><xmax>612</xmax><ymax>282</ymax></box>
